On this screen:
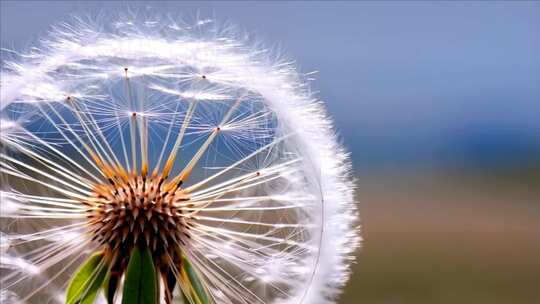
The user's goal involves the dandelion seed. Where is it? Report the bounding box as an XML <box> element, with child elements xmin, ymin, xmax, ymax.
<box><xmin>0</xmin><ymin>14</ymin><xmax>360</xmax><ymax>304</ymax></box>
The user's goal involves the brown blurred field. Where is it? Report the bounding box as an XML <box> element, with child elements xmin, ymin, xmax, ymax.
<box><xmin>341</xmin><ymin>168</ymin><xmax>540</xmax><ymax>304</ymax></box>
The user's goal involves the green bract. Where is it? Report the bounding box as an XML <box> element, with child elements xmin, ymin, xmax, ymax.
<box><xmin>122</xmin><ymin>247</ymin><xmax>157</xmax><ymax>304</ymax></box>
<box><xmin>181</xmin><ymin>255</ymin><xmax>210</xmax><ymax>304</ymax></box>
<box><xmin>66</xmin><ymin>251</ymin><xmax>110</xmax><ymax>304</ymax></box>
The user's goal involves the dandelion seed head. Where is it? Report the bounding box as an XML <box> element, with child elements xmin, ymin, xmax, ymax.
<box><xmin>1</xmin><ymin>13</ymin><xmax>360</xmax><ymax>304</ymax></box>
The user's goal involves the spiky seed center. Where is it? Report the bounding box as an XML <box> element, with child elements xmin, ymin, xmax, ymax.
<box><xmin>86</xmin><ymin>175</ymin><xmax>191</xmax><ymax>261</ymax></box>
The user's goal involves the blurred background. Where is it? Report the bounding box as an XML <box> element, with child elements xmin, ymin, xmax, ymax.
<box><xmin>2</xmin><ymin>1</ymin><xmax>539</xmax><ymax>303</ymax></box>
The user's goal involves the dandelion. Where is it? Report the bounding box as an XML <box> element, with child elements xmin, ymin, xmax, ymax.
<box><xmin>0</xmin><ymin>14</ymin><xmax>360</xmax><ymax>304</ymax></box>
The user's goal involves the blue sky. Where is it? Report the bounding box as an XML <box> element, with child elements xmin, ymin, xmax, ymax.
<box><xmin>2</xmin><ymin>1</ymin><xmax>539</xmax><ymax>169</ymax></box>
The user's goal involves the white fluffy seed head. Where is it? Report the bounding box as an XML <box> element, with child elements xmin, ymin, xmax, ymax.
<box><xmin>1</xmin><ymin>13</ymin><xmax>360</xmax><ymax>304</ymax></box>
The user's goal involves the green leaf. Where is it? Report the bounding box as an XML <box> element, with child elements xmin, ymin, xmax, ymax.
<box><xmin>122</xmin><ymin>247</ymin><xmax>157</xmax><ymax>304</ymax></box>
<box><xmin>66</xmin><ymin>251</ymin><xmax>110</xmax><ymax>304</ymax></box>
<box><xmin>181</xmin><ymin>255</ymin><xmax>209</xmax><ymax>304</ymax></box>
